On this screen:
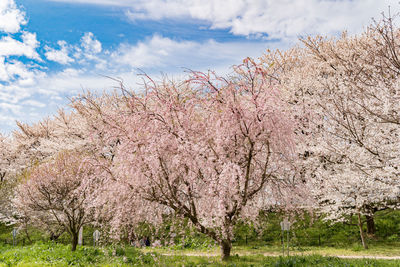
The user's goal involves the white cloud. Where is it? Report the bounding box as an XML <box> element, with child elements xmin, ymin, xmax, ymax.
<box><xmin>125</xmin><ymin>0</ymin><xmax>398</xmax><ymax>39</ymax></box>
<box><xmin>45</xmin><ymin>40</ymin><xmax>75</xmax><ymax>65</ymax></box>
<box><xmin>0</xmin><ymin>0</ymin><xmax>26</xmax><ymax>33</ymax></box>
<box><xmin>81</xmin><ymin>32</ymin><xmax>102</xmax><ymax>54</ymax></box>
<box><xmin>0</xmin><ymin>57</ymin><xmax>39</xmax><ymax>84</ymax></box>
<box><xmin>0</xmin><ymin>1</ymin><xmax>40</xmax><ymax>102</ymax></box>
<box><xmin>0</xmin><ymin>32</ymin><xmax>40</xmax><ymax>59</ymax></box>
<box><xmin>45</xmin><ymin>33</ymin><xmax>104</xmax><ymax>66</ymax></box>
<box><xmin>47</xmin><ymin>0</ymin><xmax>398</xmax><ymax>39</ymax></box>
<box><xmin>113</xmin><ymin>35</ymin><xmax>193</xmax><ymax>68</ymax></box>
<box><xmin>0</xmin><ymin>114</ymin><xmax>19</xmax><ymax>128</ymax></box>
<box><xmin>0</xmin><ymin>102</ymin><xmax>21</xmax><ymax>114</ymax></box>
<box><xmin>47</xmin><ymin>0</ymin><xmax>135</xmax><ymax>6</ymax></box>
<box><xmin>35</xmin><ymin>71</ymin><xmax>128</xmax><ymax>94</ymax></box>
<box><xmin>0</xmin><ymin>82</ymin><xmax>31</xmax><ymax>105</ymax></box>
<box><xmin>0</xmin><ymin>1</ymin><xmax>48</xmax><ymax>132</ymax></box>
<box><xmin>0</xmin><ymin>31</ymin><xmax>106</xmax><ymax>132</ymax></box>
<box><xmin>0</xmin><ymin>58</ymin><xmax>8</xmax><ymax>81</ymax></box>
<box><xmin>5</xmin><ymin>60</ymin><xmax>37</xmax><ymax>86</ymax></box>
<box><xmin>112</xmin><ymin>34</ymin><xmax>281</xmax><ymax>71</ymax></box>
<box><xmin>44</xmin><ymin>32</ymin><xmax>105</xmax><ymax>67</ymax></box>
<box><xmin>72</xmin><ymin>32</ymin><xmax>106</xmax><ymax>68</ymax></box>
<box><xmin>21</xmin><ymin>99</ymin><xmax>46</xmax><ymax>108</ymax></box>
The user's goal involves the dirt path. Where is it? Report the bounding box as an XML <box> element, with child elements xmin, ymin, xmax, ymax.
<box><xmin>158</xmin><ymin>251</ymin><xmax>400</xmax><ymax>260</ymax></box>
<box><xmin>331</xmin><ymin>255</ymin><xmax>400</xmax><ymax>260</ymax></box>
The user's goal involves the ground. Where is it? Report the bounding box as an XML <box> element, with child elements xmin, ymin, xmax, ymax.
<box><xmin>1</xmin><ymin>243</ymin><xmax>400</xmax><ymax>266</ymax></box>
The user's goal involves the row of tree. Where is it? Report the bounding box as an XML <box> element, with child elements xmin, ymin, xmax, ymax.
<box><xmin>0</xmin><ymin>15</ymin><xmax>399</xmax><ymax>259</ymax></box>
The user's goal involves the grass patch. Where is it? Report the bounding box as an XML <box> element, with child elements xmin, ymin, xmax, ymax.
<box><xmin>0</xmin><ymin>242</ymin><xmax>157</xmax><ymax>266</ymax></box>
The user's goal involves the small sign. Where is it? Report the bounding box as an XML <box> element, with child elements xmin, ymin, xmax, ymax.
<box><xmin>280</xmin><ymin>219</ymin><xmax>290</xmax><ymax>231</ymax></box>
<box><xmin>93</xmin><ymin>230</ymin><xmax>100</xmax><ymax>246</ymax></box>
<box><xmin>280</xmin><ymin>219</ymin><xmax>291</xmax><ymax>256</ymax></box>
<box><xmin>12</xmin><ymin>228</ymin><xmax>17</xmax><ymax>246</ymax></box>
<box><xmin>12</xmin><ymin>228</ymin><xmax>17</xmax><ymax>238</ymax></box>
<box><xmin>78</xmin><ymin>226</ymin><xmax>83</xmax><ymax>245</ymax></box>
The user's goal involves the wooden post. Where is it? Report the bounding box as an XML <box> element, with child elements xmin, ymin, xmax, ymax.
<box><xmin>287</xmin><ymin>230</ymin><xmax>289</xmax><ymax>256</ymax></box>
<box><xmin>78</xmin><ymin>226</ymin><xmax>83</xmax><ymax>246</ymax></box>
<box><xmin>281</xmin><ymin>230</ymin><xmax>284</xmax><ymax>256</ymax></box>
<box><xmin>357</xmin><ymin>213</ymin><xmax>368</xmax><ymax>249</ymax></box>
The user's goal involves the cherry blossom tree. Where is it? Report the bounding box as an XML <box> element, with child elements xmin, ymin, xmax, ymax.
<box><xmin>259</xmin><ymin>15</ymin><xmax>400</xmax><ymax>249</ymax></box>
<box><xmin>0</xmin><ymin>109</ymin><xmax>97</xmax><ymax>230</ymax></box>
<box><xmin>13</xmin><ymin>109</ymin><xmax>93</xmax><ymax>166</ymax></box>
<box><xmin>0</xmin><ymin>134</ymin><xmax>15</xmax><ymax>182</ymax></box>
<box><xmin>0</xmin><ymin>134</ymin><xmax>22</xmax><ymax>224</ymax></box>
<box><xmin>72</xmin><ymin>61</ymin><xmax>299</xmax><ymax>259</ymax></box>
<box><xmin>14</xmin><ymin>151</ymin><xmax>102</xmax><ymax>251</ymax></box>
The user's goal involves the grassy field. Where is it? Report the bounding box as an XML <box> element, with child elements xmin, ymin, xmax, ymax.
<box><xmin>1</xmin><ymin>243</ymin><xmax>400</xmax><ymax>266</ymax></box>
<box><xmin>141</xmin><ymin>241</ymin><xmax>400</xmax><ymax>257</ymax></box>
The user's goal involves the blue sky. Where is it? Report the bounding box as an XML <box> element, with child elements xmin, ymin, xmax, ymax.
<box><xmin>0</xmin><ymin>0</ymin><xmax>397</xmax><ymax>132</ymax></box>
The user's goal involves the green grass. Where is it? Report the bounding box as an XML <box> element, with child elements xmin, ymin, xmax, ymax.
<box><xmin>1</xmin><ymin>243</ymin><xmax>400</xmax><ymax>266</ymax></box>
<box><xmin>0</xmin><ymin>242</ymin><xmax>157</xmax><ymax>266</ymax></box>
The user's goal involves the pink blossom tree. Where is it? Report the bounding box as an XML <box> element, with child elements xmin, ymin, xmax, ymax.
<box><xmin>73</xmin><ymin>60</ymin><xmax>299</xmax><ymax>259</ymax></box>
<box><xmin>14</xmin><ymin>151</ymin><xmax>103</xmax><ymax>251</ymax></box>
<box><xmin>0</xmin><ymin>110</ymin><xmax>101</xmax><ymax>238</ymax></box>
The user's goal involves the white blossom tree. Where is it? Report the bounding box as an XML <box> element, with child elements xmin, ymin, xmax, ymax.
<box><xmin>260</xmin><ymin>15</ymin><xmax>400</xmax><ymax>249</ymax></box>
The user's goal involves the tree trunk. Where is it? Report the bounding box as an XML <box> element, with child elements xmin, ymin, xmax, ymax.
<box><xmin>24</xmin><ymin>228</ymin><xmax>32</xmax><ymax>243</ymax></box>
<box><xmin>71</xmin><ymin>232</ymin><xmax>79</xmax><ymax>251</ymax></box>
<box><xmin>220</xmin><ymin>239</ymin><xmax>232</xmax><ymax>260</ymax></box>
<box><xmin>366</xmin><ymin>215</ymin><xmax>375</xmax><ymax>235</ymax></box>
<box><xmin>357</xmin><ymin>213</ymin><xmax>368</xmax><ymax>249</ymax></box>
<box><xmin>50</xmin><ymin>231</ymin><xmax>60</xmax><ymax>241</ymax></box>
